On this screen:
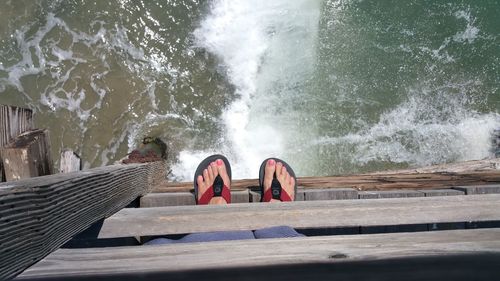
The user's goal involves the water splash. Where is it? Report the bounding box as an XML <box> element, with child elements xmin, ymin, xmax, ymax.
<box><xmin>172</xmin><ymin>0</ymin><xmax>321</xmax><ymax>179</ymax></box>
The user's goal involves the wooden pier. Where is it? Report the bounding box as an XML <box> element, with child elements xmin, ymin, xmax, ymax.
<box><xmin>1</xmin><ymin>104</ymin><xmax>500</xmax><ymax>280</ymax></box>
<box><xmin>0</xmin><ymin>157</ymin><xmax>498</xmax><ymax>280</ymax></box>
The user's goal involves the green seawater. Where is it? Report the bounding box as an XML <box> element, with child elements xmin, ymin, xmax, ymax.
<box><xmin>0</xmin><ymin>0</ymin><xmax>498</xmax><ymax>180</ymax></box>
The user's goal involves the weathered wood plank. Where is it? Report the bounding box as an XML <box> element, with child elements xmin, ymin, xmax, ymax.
<box><xmin>453</xmin><ymin>184</ymin><xmax>500</xmax><ymax>195</ymax></box>
<box><xmin>18</xmin><ymin>228</ymin><xmax>500</xmax><ymax>280</ymax></box>
<box><xmin>0</xmin><ymin>161</ymin><xmax>166</xmax><ymax>280</ymax></box>
<box><xmin>0</xmin><ymin>105</ymin><xmax>33</xmax><ymax>147</ymax></box>
<box><xmin>153</xmin><ymin>159</ymin><xmax>500</xmax><ymax>193</ymax></box>
<box><xmin>59</xmin><ymin>150</ymin><xmax>81</xmax><ymax>173</ymax></box>
<box><xmin>97</xmin><ymin>194</ymin><xmax>500</xmax><ymax>238</ymax></box>
<box><xmin>420</xmin><ymin>189</ymin><xmax>465</xmax><ymax>197</ymax></box>
<box><xmin>140</xmin><ymin>190</ymin><xmax>251</xmax><ymax>208</ymax></box>
<box><xmin>1</xmin><ymin>105</ymin><xmax>34</xmax><ymax>183</ymax></box>
<box><xmin>141</xmin><ymin>192</ymin><xmax>195</xmax><ymax>207</ymax></box>
<box><xmin>358</xmin><ymin>190</ymin><xmax>424</xmax><ymax>199</ymax></box>
<box><xmin>231</xmin><ymin>190</ymin><xmax>250</xmax><ymax>203</ymax></box>
<box><xmin>304</xmin><ymin>188</ymin><xmax>358</xmax><ymax>200</ymax></box>
<box><xmin>1</xmin><ymin>129</ymin><xmax>53</xmax><ymax>181</ymax></box>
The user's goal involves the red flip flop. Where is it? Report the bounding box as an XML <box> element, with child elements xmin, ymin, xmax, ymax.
<box><xmin>193</xmin><ymin>154</ymin><xmax>232</xmax><ymax>205</ymax></box>
<box><xmin>259</xmin><ymin>158</ymin><xmax>297</xmax><ymax>202</ymax></box>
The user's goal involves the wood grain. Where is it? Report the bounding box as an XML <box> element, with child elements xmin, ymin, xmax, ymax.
<box><xmin>1</xmin><ymin>129</ymin><xmax>53</xmax><ymax>181</ymax></box>
<box><xmin>18</xmin><ymin>228</ymin><xmax>500</xmax><ymax>280</ymax></box>
<box><xmin>98</xmin><ymin>194</ymin><xmax>500</xmax><ymax>238</ymax></box>
<box><xmin>0</xmin><ymin>105</ymin><xmax>33</xmax><ymax>183</ymax></box>
<box><xmin>153</xmin><ymin>158</ymin><xmax>500</xmax><ymax>193</ymax></box>
<box><xmin>0</xmin><ymin>161</ymin><xmax>166</xmax><ymax>280</ymax></box>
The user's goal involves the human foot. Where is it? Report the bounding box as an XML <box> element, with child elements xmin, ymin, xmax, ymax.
<box><xmin>194</xmin><ymin>155</ymin><xmax>232</xmax><ymax>205</ymax></box>
<box><xmin>259</xmin><ymin>158</ymin><xmax>296</xmax><ymax>202</ymax></box>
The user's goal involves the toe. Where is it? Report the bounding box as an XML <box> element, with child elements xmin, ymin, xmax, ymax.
<box><xmin>203</xmin><ymin>168</ymin><xmax>209</xmax><ymax>183</ymax></box>
<box><xmin>197</xmin><ymin>174</ymin><xmax>207</xmax><ymax>200</ymax></box>
<box><xmin>216</xmin><ymin>159</ymin><xmax>231</xmax><ymax>188</ymax></box>
<box><xmin>282</xmin><ymin>169</ymin><xmax>295</xmax><ymax>200</ymax></box>
<box><xmin>211</xmin><ymin>161</ymin><xmax>219</xmax><ymax>178</ymax></box>
<box><xmin>197</xmin><ymin>175</ymin><xmax>205</xmax><ymax>188</ymax></box>
<box><xmin>279</xmin><ymin>166</ymin><xmax>287</xmax><ymax>182</ymax></box>
<box><xmin>207</xmin><ymin>165</ymin><xmax>215</xmax><ymax>183</ymax></box>
<box><xmin>264</xmin><ymin>159</ymin><xmax>276</xmax><ymax>192</ymax></box>
<box><xmin>275</xmin><ymin>162</ymin><xmax>283</xmax><ymax>178</ymax></box>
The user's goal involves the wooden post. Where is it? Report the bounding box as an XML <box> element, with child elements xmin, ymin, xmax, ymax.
<box><xmin>0</xmin><ymin>105</ymin><xmax>34</xmax><ymax>182</ymax></box>
<box><xmin>60</xmin><ymin>149</ymin><xmax>81</xmax><ymax>173</ymax></box>
<box><xmin>1</xmin><ymin>129</ymin><xmax>52</xmax><ymax>181</ymax></box>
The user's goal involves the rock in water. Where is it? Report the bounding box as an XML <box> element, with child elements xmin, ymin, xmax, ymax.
<box><xmin>123</xmin><ymin>137</ymin><xmax>168</xmax><ymax>164</ymax></box>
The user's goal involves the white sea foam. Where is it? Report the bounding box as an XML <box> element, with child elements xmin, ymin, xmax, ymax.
<box><xmin>314</xmin><ymin>82</ymin><xmax>500</xmax><ymax>168</ymax></box>
<box><xmin>172</xmin><ymin>0</ymin><xmax>320</xmax><ymax>180</ymax></box>
<box><xmin>453</xmin><ymin>10</ymin><xmax>480</xmax><ymax>44</ymax></box>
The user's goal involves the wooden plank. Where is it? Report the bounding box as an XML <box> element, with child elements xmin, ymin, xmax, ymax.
<box><xmin>0</xmin><ymin>161</ymin><xmax>166</xmax><ymax>280</ymax></box>
<box><xmin>304</xmin><ymin>188</ymin><xmax>358</xmax><ymax>200</ymax></box>
<box><xmin>0</xmin><ymin>105</ymin><xmax>34</xmax><ymax>183</ymax></box>
<box><xmin>1</xmin><ymin>129</ymin><xmax>53</xmax><ymax>181</ymax></box>
<box><xmin>140</xmin><ymin>192</ymin><xmax>195</xmax><ymax>207</ymax></box>
<box><xmin>97</xmin><ymin>194</ymin><xmax>500</xmax><ymax>238</ymax></box>
<box><xmin>231</xmin><ymin>190</ymin><xmax>250</xmax><ymax>203</ymax></box>
<box><xmin>358</xmin><ymin>190</ymin><xmax>424</xmax><ymax>199</ymax></box>
<box><xmin>0</xmin><ymin>105</ymin><xmax>33</xmax><ymax>147</ymax></box>
<box><xmin>420</xmin><ymin>189</ymin><xmax>465</xmax><ymax>197</ymax></box>
<box><xmin>153</xmin><ymin>159</ymin><xmax>500</xmax><ymax>193</ymax></box>
<box><xmin>18</xmin><ymin>228</ymin><xmax>500</xmax><ymax>280</ymax></box>
<box><xmin>140</xmin><ymin>190</ymin><xmax>250</xmax><ymax>208</ymax></box>
<box><xmin>59</xmin><ymin>150</ymin><xmax>81</xmax><ymax>173</ymax></box>
<box><xmin>453</xmin><ymin>184</ymin><xmax>500</xmax><ymax>195</ymax></box>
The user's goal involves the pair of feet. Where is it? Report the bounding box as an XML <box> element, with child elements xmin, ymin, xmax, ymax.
<box><xmin>195</xmin><ymin>157</ymin><xmax>296</xmax><ymax>205</ymax></box>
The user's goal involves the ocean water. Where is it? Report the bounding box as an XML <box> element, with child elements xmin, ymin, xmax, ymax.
<box><xmin>0</xmin><ymin>0</ymin><xmax>498</xmax><ymax>180</ymax></box>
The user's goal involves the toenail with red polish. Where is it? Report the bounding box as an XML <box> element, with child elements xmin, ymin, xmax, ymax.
<box><xmin>268</xmin><ymin>159</ymin><xmax>275</xmax><ymax>166</ymax></box>
<box><xmin>217</xmin><ymin>159</ymin><xmax>223</xmax><ymax>166</ymax></box>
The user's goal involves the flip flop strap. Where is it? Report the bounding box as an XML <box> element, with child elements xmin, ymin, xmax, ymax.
<box><xmin>263</xmin><ymin>179</ymin><xmax>293</xmax><ymax>202</ymax></box>
<box><xmin>198</xmin><ymin>175</ymin><xmax>231</xmax><ymax>205</ymax></box>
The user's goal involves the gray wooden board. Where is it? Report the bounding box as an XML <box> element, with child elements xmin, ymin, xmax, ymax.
<box><xmin>140</xmin><ymin>192</ymin><xmax>195</xmax><ymax>207</ymax></box>
<box><xmin>295</xmin><ymin>188</ymin><xmax>305</xmax><ymax>201</ymax></box>
<box><xmin>0</xmin><ymin>161</ymin><xmax>166</xmax><ymax>281</ymax></box>
<box><xmin>358</xmin><ymin>190</ymin><xmax>424</xmax><ymax>199</ymax></box>
<box><xmin>1</xmin><ymin>129</ymin><xmax>53</xmax><ymax>181</ymax></box>
<box><xmin>453</xmin><ymin>184</ymin><xmax>500</xmax><ymax>195</ymax></box>
<box><xmin>18</xmin><ymin>228</ymin><xmax>500</xmax><ymax>280</ymax></box>
<box><xmin>420</xmin><ymin>189</ymin><xmax>465</xmax><ymax>197</ymax></box>
<box><xmin>231</xmin><ymin>190</ymin><xmax>250</xmax><ymax>203</ymax></box>
<box><xmin>97</xmin><ymin>194</ymin><xmax>500</xmax><ymax>238</ymax></box>
<box><xmin>304</xmin><ymin>188</ymin><xmax>357</xmax><ymax>200</ymax></box>
<box><xmin>140</xmin><ymin>190</ymin><xmax>250</xmax><ymax>207</ymax></box>
<box><xmin>0</xmin><ymin>105</ymin><xmax>33</xmax><ymax>147</ymax></box>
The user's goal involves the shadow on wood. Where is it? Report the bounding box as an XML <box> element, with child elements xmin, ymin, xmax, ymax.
<box><xmin>17</xmin><ymin>253</ymin><xmax>500</xmax><ymax>281</ymax></box>
<box><xmin>17</xmin><ymin>229</ymin><xmax>500</xmax><ymax>281</ymax></box>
